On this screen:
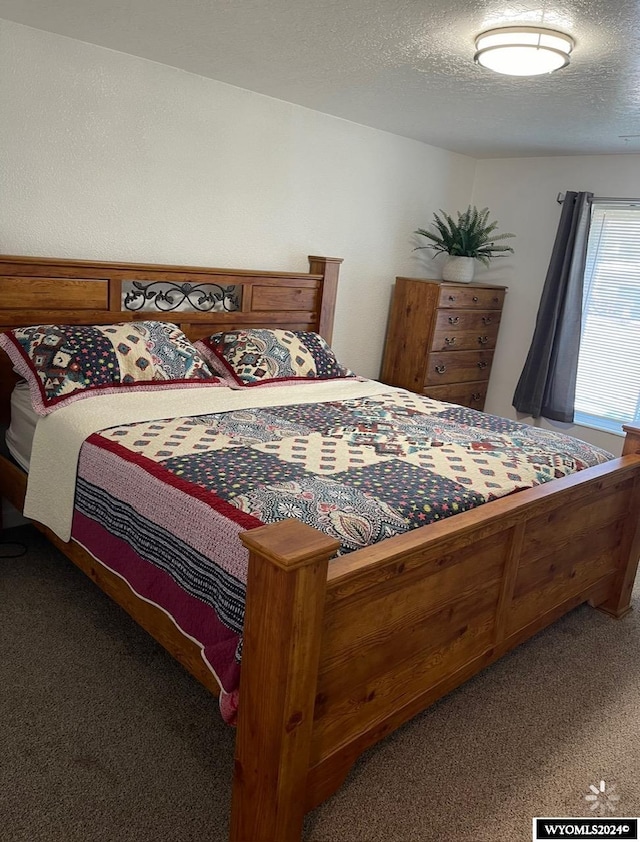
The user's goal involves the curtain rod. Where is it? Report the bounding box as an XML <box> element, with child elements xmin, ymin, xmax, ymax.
<box><xmin>556</xmin><ymin>192</ymin><xmax>640</xmax><ymax>204</ymax></box>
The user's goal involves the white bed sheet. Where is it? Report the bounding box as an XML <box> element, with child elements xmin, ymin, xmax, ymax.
<box><xmin>5</xmin><ymin>381</ymin><xmax>38</xmax><ymax>471</ymax></box>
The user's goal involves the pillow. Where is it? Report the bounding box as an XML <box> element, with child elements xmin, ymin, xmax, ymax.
<box><xmin>0</xmin><ymin>320</ymin><xmax>219</xmax><ymax>415</ymax></box>
<box><xmin>194</xmin><ymin>329</ymin><xmax>357</xmax><ymax>388</ymax></box>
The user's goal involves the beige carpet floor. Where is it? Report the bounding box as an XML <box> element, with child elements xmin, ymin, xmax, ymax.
<box><xmin>1</xmin><ymin>524</ymin><xmax>639</xmax><ymax>842</ymax></box>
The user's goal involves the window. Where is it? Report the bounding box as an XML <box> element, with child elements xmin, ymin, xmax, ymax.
<box><xmin>575</xmin><ymin>201</ymin><xmax>640</xmax><ymax>435</ymax></box>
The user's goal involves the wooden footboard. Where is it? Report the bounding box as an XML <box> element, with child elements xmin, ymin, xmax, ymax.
<box><xmin>231</xmin><ymin>437</ymin><xmax>640</xmax><ymax>841</ymax></box>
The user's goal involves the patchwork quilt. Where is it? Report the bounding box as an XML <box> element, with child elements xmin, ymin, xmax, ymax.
<box><xmin>70</xmin><ymin>389</ymin><xmax>612</xmax><ymax>723</ymax></box>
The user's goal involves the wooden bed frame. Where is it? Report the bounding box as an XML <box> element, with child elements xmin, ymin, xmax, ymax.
<box><xmin>1</xmin><ymin>254</ymin><xmax>640</xmax><ymax>842</ymax></box>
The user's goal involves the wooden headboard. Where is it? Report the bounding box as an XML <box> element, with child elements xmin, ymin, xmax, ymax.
<box><xmin>0</xmin><ymin>254</ymin><xmax>342</xmax><ymax>424</ymax></box>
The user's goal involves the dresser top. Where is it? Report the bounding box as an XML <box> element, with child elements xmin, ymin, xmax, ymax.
<box><xmin>396</xmin><ymin>276</ymin><xmax>508</xmax><ymax>291</ymax></box>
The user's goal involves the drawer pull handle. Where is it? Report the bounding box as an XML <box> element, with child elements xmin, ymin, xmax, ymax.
<box><xmin>448</xmin><ymin>316</ymin><xmax>460</xmax><ymax>325</ymax></box>
<box><xmin>435</xmin><ymin>364</ymin><xmax>447</xmax><ymax>374</ymax></box>
<box><xmin>482</xmin><ymin>316</ymin><xmax>493</xmax><ymax>325</ymax></box>
<box><xmin>471</xmin><ymin>393</ymin><xmax>482</xmax><ymax>402</ymax></box>
<box><xmin>448</xmin><ymin>295</ymin><xmax>456</xmax><ymax>302</ymax></box>
<box><xmin>472</xmin><ymin>296</ymin><xmax>479</xmax><ymax>302</ymax></box>
<box><xmin>477</xmin><ymin>361</ymin><xmax>488</xmax><ymax>369</ymax></box>
<box><xmin>493</xmin><ymin>296</ymin><xmax>500</xmax><ymax>303</ymax></box>
<box><xmin>478</xmin><ymin>336</ymin><xmax>489</xmax><ymax>345</ymax></box>
<box><xmin>444</xmin><ymin>336</ymin><xmax>457</xmax><ymax>345</ymax></box>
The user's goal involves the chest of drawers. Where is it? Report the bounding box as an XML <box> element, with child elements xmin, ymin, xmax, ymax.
<box><xmin>379</xmin><ymin>276</ymin><xmax>507</xmax><ymax>411</ymax></box>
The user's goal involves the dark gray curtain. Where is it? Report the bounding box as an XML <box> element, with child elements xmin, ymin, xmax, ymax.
<box><xmin>512</xmin><ymin>190</ymin><xmax>593</xmax><ymax>422</ymax></box>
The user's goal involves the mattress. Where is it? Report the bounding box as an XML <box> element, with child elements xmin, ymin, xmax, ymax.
<box><xmin>63</xmin><ymin>385</ymin><xmax>612</xmax><ymax>723</ymax></box>
<box><xmin>5</xmin><ymin>381</ymin><xmax>37</xmax><ymax>471</ymax></box>
<box><xmin>13</xmin><ymin>378</ymin><xmax>615</xmax><ymax>722</ymax></box>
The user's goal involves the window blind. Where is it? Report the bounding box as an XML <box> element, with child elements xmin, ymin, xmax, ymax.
<box><xmin>575</xmin><ymin>202</ymin><xmax>640</xmax><ymax>434</ymax></box>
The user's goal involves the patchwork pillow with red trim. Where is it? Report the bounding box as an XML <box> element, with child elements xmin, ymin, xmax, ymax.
<box><xmin>0</xmin><ymin>320</ymin><xmax>219</xmax><ymax>415</ymax></box>
<box><xmin>194</xmin><ymin>329</ymin><xmax>357</xmax><ymax>388</ymax></box>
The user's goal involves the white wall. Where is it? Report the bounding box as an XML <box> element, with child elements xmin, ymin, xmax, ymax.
<box><xmin>0</xmin><ymin>19</ymin><xmax>475</xmax><ymax>381</ymax></box>
<box><xmin>472</xmin><ymin>154</ymin><xmax>640</xmax><ymax>456</ymax></box>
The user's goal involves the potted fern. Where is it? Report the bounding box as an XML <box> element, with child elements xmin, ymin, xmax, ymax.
<box><xmin>414</xmin><ymin>205</ymin><xmax>515</xmax><ymax>283</ymax></box>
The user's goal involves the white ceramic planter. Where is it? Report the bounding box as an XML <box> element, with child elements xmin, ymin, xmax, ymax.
<box><xmin>442</xmin><ymin>256</ymin><xmax>475</xmax><ymax>283</ymax></box>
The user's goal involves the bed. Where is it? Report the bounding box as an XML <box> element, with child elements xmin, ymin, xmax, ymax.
<box><xmin>1</xmin><ymin>253</ymin><xmax>639</xmax><ymax>842</ymax></box>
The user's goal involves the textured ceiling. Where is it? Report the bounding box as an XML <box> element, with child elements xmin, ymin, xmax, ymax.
<box><xmin>2</xmin><ymin>0</ymin><xmax>640</xmax><ymax>158</ymax></box>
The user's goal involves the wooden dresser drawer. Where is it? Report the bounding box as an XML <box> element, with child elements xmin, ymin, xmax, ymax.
<box><xmin>438</xmin><ymin>286</ymin><xmax>505</xmax><ymax>310</ymax></box>
<box><xmin>425</xmin><ymin>380</ymin><xmax>489</xmax><ymax>410</ymax></box>
<box><xmin>431</xmin><ymin>310</ymin><xmax>501</xmax><ymax>351</ymax></box>
<box><xmin>425</xmin><ymin>350</ymin><xmax>494</xmax><ymax>385</ymax></box>
<box><xmin>379</xmin><ymin>277</ymin><xmax>507</xmax><ymax>411</ymax></box>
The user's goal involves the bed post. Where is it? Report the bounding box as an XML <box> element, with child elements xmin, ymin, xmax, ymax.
<box><xmin>230</xmin><ymin>520</ymin><xmax>339</xmax><ymax>842</ymax></box>
<box><xmin>308</xmin><ymin>256</ymin><xmax>343</xmax><ymax>344</ymax></box>
<box><xmin>622</xmin><ymin>424</ymin><xmax>640</xmax><ymax>457</ymax></box>
<box><xmin>592</xmin><ymin>424</ymin><xmax>640</xmax><ymax>619</ymax></box>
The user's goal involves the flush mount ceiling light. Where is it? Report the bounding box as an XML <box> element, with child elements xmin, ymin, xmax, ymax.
<box><xmin>474</xmin><ymin>26</ymin><xmax>574</xmax><ymax>76</ymax></box>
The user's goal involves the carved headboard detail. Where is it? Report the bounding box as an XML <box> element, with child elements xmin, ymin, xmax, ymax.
<box><xmin>0</xmin><ymin>254</ymin><xmax>343</xmax><ymax>424</ymax></box>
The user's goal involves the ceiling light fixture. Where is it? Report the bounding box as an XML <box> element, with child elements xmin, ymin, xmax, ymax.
<box><xmin>474</xmin><ymin>26</ymin><xmax>574</xmax><ymax>76</ymax></box>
